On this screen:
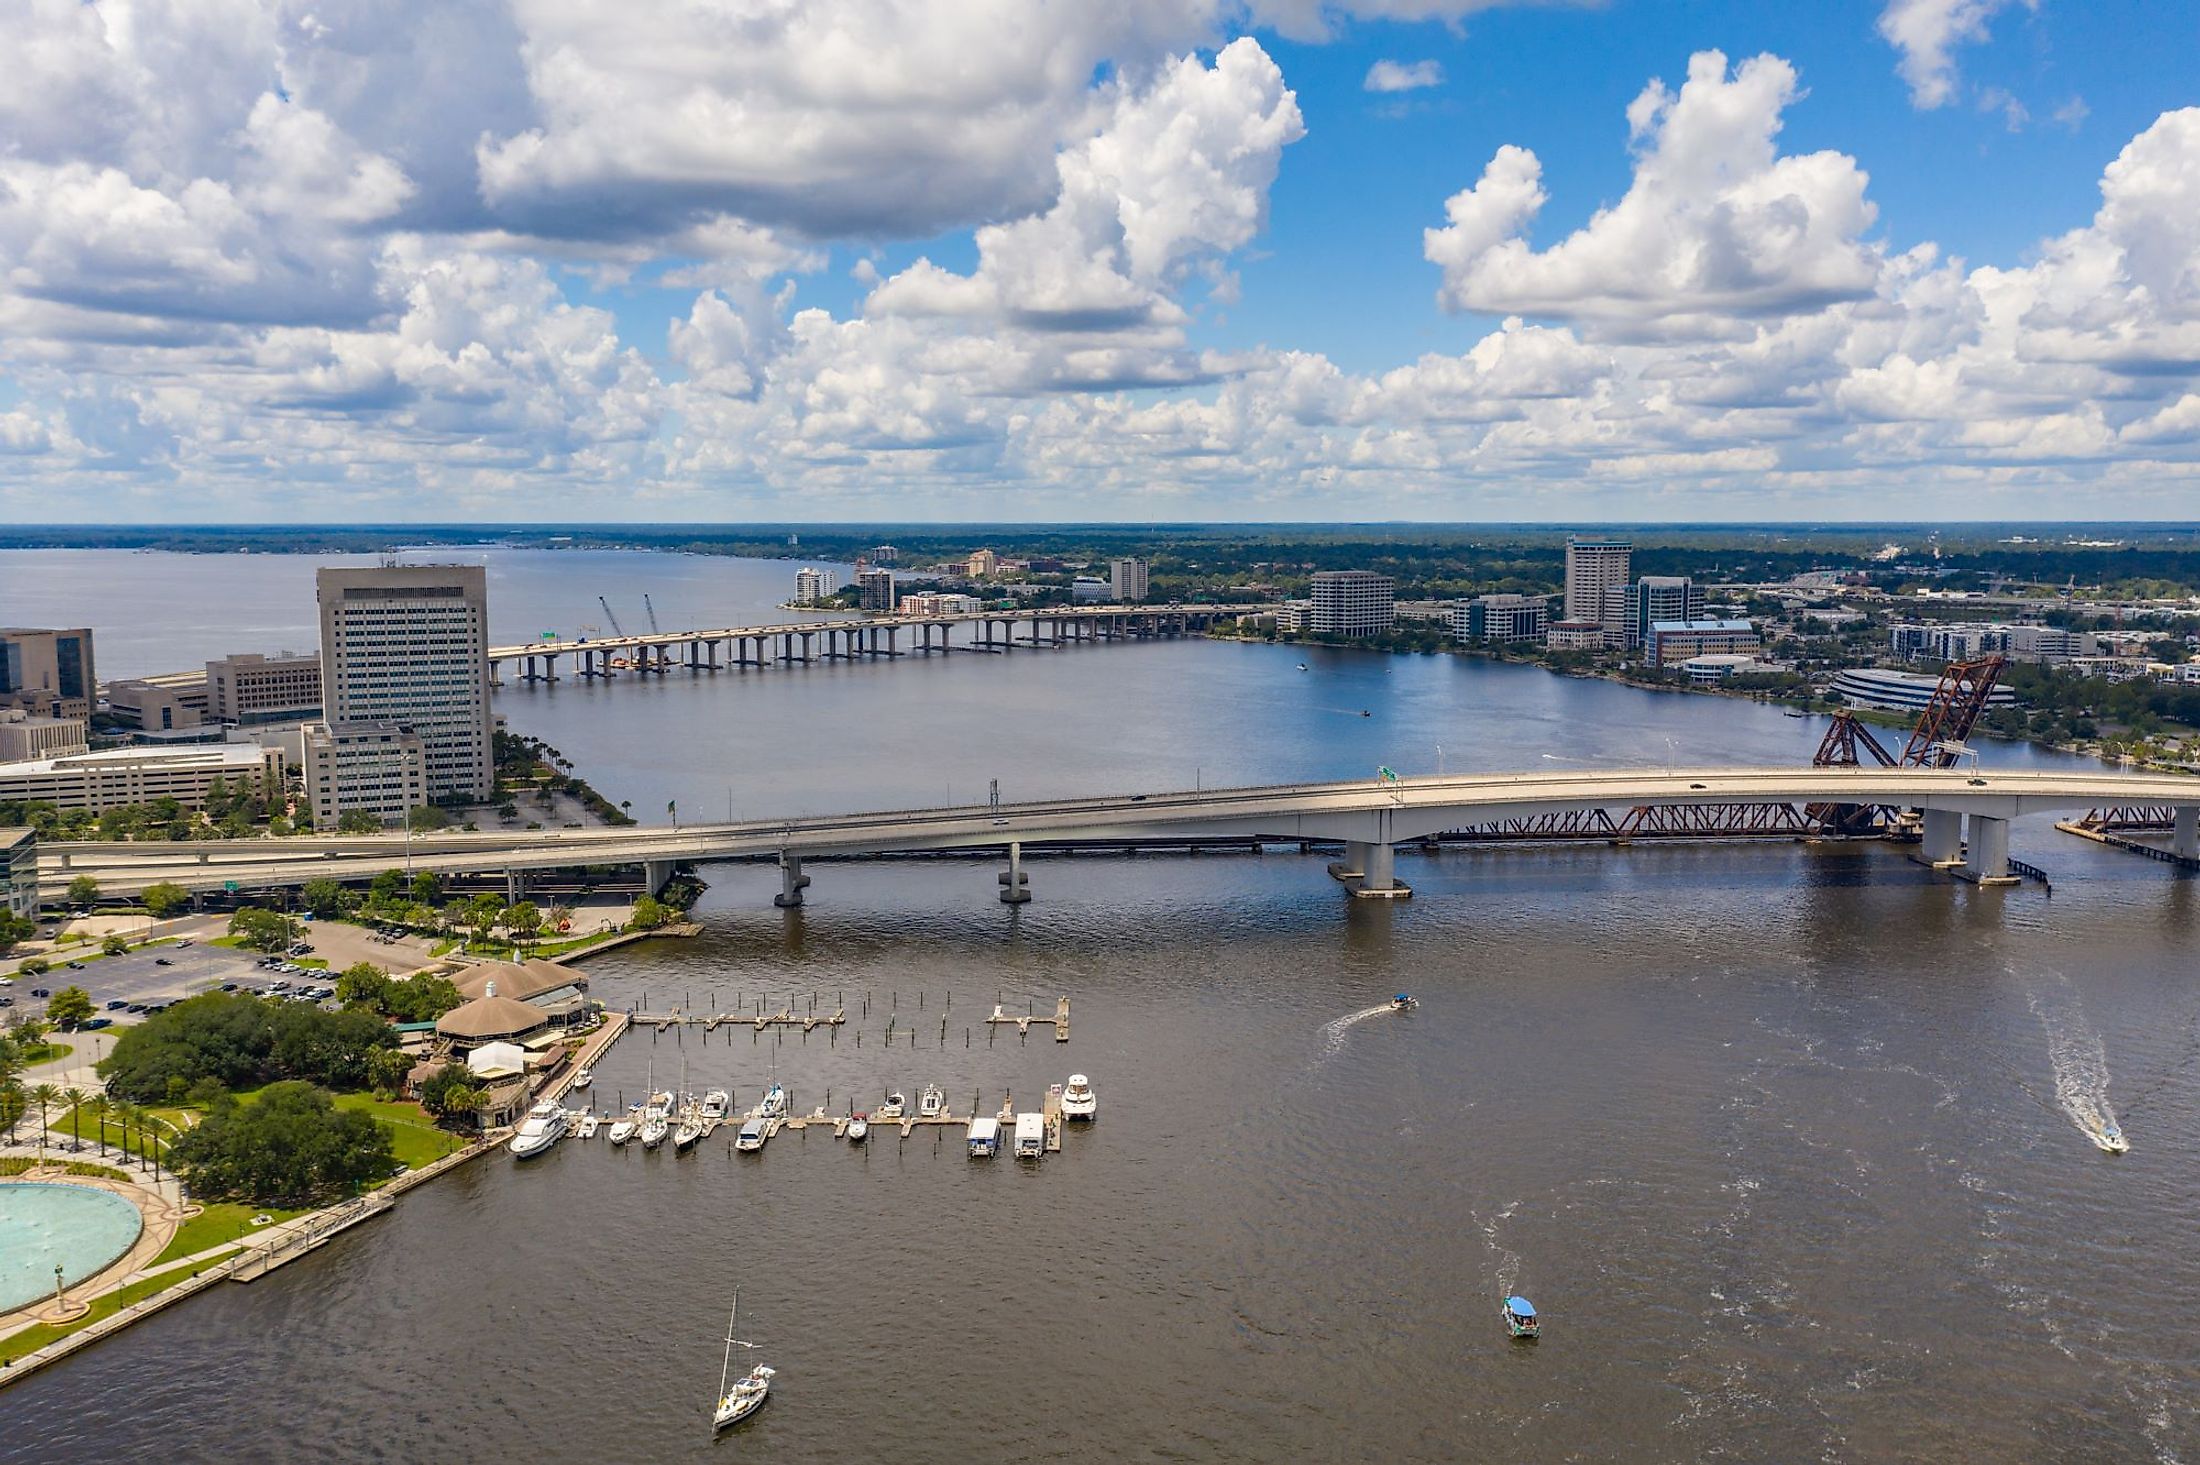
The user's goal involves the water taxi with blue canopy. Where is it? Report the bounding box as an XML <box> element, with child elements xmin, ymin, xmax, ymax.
<box><xmin>1502</xmin><ymin>1297</ymin><xmax>1539</xmax><ymax>1339</ymax></box>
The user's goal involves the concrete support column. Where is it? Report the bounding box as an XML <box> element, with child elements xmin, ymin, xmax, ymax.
<box><xmin>505</xmin><ymin>868</ymin><xmax>523</xmax><ymax>904</ymax></box>
<box><xmin>1964</xmin><ymin>814</ymin><xmax>2014</xmax><ymax>885</ymax></box>
<box><xmin>998</xmin><ymin>840</ymin><xmax>1031</xmax><ymax>904</ymax></box>
<box><xmin>774</xmin><ymin>853</ymin><xmax>809</xmax><ymax>908</ymax></box>
<box><xmin>2176</xmin><ymin>805</ymin><xmax>2199</xmax><ymax>859</ymax></box>
<box><xmin>643</xmin><ymin>859</ymin><xmax>675</xmax><ymax>895</ymax></box>
<box><xmin>1921</xmin><ymin>807</ymin><xmax>1964</xmax><ymax>867</ymax></box>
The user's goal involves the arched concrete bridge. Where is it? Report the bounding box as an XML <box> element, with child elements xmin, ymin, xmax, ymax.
<box><xmin>33</xmin><ymin>765</ymin><xmax>2200</xmax><ymax>903</ymax></box>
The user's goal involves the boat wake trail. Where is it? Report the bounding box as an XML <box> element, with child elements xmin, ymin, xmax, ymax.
<box><xmin>2023</xmin><ymin>970</ymin><xmax>2124</xmax><ymax>1150</ymax></box>
<box><xmin>1318</xmin><ymin>1004</ymin><xmax>1401</xmax><ymax>1059</ymax></box>
<box><xmin>1477</xmin><ymin>1201</ymin><xmax>1525</xmax><ymax>1299</ymax></box>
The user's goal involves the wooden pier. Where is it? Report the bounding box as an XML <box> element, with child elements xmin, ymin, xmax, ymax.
<box><xmin>984</xmin><ymin>996</ymin><xmax>1070</xmax><ymax>1042</ymax></box>
<box><xmin>636</xmin><ymin>1008</ymin><xmax>846</xmax><ymax>1033</ymax></box>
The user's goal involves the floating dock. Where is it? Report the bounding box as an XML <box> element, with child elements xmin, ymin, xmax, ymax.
<box><xmin>633</xmin><ymin>1008</ymin><xmax>846</xmax><ymax>1032</ymax></box>
<box><xmin>984</xmin><ymin>997</ymin><xmax>1070</xmax><ymax>1041</ymax></box>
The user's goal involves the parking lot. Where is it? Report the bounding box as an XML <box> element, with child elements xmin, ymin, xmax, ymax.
<box><xmin>0</xmin><ymin>942</ymin><xmax>322</xmax><ymax>1029</ymax></box>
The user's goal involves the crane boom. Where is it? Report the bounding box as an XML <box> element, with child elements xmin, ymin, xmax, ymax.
<box><xmin>597</xmin><ymin>596</ymin><xmax>626</xmax><ymax>636</ymax></box>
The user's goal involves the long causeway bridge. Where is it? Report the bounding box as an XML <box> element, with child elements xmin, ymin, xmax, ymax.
<box><xmin>487</xmin><ymin>604</ymin><xmax>1261</xmax><ymax>684</ymax></box>
<box><xmin>36</xmin><ymin>765</ymin><xmax>2200</xmax><ymax>904</ymax></box>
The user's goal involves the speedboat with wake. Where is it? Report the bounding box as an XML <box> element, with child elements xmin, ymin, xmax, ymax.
<box><xmin>2094</xmin><ymin>1123</ymin><xmax>2129</xmax><ymax>1154</ymax></box>
<box><xmin>711</xmin><ymin>1295</ymin><xmax>775</xmax><ymax>1432</ymax></box>
<box><xmin>1390</xmin><ymin>993</ymin><xmax>1418</xmax><ymax>1012</ymax></box>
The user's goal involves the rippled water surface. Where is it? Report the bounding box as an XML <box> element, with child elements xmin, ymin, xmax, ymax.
<box><xmin>2</xmin><ymin>550</ymin><xmax>2197</xmax><ymax>1462</ymax></box>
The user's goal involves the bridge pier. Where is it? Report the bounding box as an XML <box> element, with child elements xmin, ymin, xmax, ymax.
<box><xmin>2177</xmin><ymin>806</ymin><xmax>2198</xmax><ymax>859</ymax></box>
<box><xmin>1920</xmin><ymin>807</ymin><xmax>1965</xmax><ymax>867</ymax></box>
<box><xmin>505</xmin><ymin>868</ymin><xmax>524</xmax><ymax>904</ymax></box>
<box><xmin>1963</xmin><ymin>814</ymin><xmax>2017</xmax><ymax>886</ymax></box>
<box><xmin>644</xmin><ymin>859</ymin><xmax>675</xmax><ymax>895</ymax></box>
<box><xmin>1341</xmin><ymin>840</ymin><xmax>1409</xmax><ymax>899</ymax></box>
<box><xmin>998</xmin><ymin>840</ymin><xmax>1031</xmax><ymax>904</ymax></box>
<box><xmin>774</xmin><ymin>853</ymin><xmax>809</xmax><ymax>908</ymax></box>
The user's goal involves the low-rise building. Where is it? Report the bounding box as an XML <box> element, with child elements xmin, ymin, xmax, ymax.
<box><xmin>454</xmin><ymin>958</ymin><xmax>591</xmax><ymax>1029</ymax></box>
<box><xmin>1453</xmin><ymin>594</ymin><xmax>1550</xmax><ymax>644</ymax></box>
<box><xmin>1646</xmin><ymin>619</ymin><xmax>1761</xmax><ymax>667</ymax></box>
<box><xmin>898</xmin><ymin>592</ymin><xmax>981</xmax><ymax>616</ymax></box>
<box><xmin>434</xmin><ymin>984</ymin><xmax>551</xmax><ymax>1053</ymax></box>
<box><xmin>1276</xmin><ymin>599</ymin><xmax>1312</xmax><ymax>634</ymax></box>
<box><xmin>0</xmin><ymin>711</ymin><xmax>89</xmax><ymax>762</ymax></box>
<box><xmin>1071</xmin><ymin>577</ymin><xmax>1110</xmax><ymax>603</ymax></box>
<box><xmin>0</xmin><ymin>741</ymin><xmax>284</xmax><ymax>813</ymax></box>
<box><xmin>1831</xmin><ymin>668</ymin><xmax>2020</xmax><ymax>713</ymax></box>
<box><xmin>1676</xmin><ymin>654</ymin><xmax>1771</xmax><ymax>685</ymax></box>
<box><xmin>205</xmin><ymin>651</ymin><xmax>321</xmax><ymax>724</ymax></box>
<box><xmin>1546</xmin><ymin>619</ymin><xmax>1606</xmax><ymax>651</ymax></box>
<box><xmin>303</xmin><ymin>720</ymin><xmax>427</xmax><ymax>828</ymax></box>
<box><xmin>104</xmin><ymin>671</ymin><xmax>210</xmax><ymax>732</ymax></box>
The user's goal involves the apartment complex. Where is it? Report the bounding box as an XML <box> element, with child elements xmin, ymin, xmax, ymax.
<box><xmin>315</xmin><ymin>565</ymin><xmax>493</xmax><ymax>806</ymax></box>
<box><xmin>1563</xmin><ymin>538</ymin><xmax>1632</xmax><ymax>640</ymax></box>
<box><xmin>793</xmin><ymin>567</ymin><xmax>832</xmax><ymax>603</ymax></box>
<box><xmin>1453</xmin><ymin>594</ymin><xmax>1551</xmax><ymax>644</ymax></box>
<box><xmin>1110</xmin><ymin>557</ymin><xmax>1150</xmax><ymax>602</ymax></box>
<box><xmin>207</xmin><ymin>651</ymin><xmax>321</xmax><ymax>724</ymax></box>
<box><xmin>0</xmin><ymin>742</ymin><xmax>284</xmax><ymax>814</ymax></box>
<box><xmin>1888</xmin><ymin>623</ymin><xmax>2099</xmax><ymax>664</ymax></box>
<box><xmin>0</xmin><ymin>627</ymin><xmax>97</xmax><ymax>719</ymax></box>
<box><xmin>1308</xmin><ymin>571</ymin><xmax>1396</xmax><ymax>637</ymax></box>
<box><xmin>303</xmin><ymin>721</ymin><xmax>428</xmax><ymax>827</ymax></box>
<box><xmin>857</xmin><ymin>567</ymin><xmax>897</xmax><ymax>610</ymax></box>
<box><xmin>0</xmin><ymin>711</ymin><xmax>88</xmax><ymax>762</ymax></box>
<box><xmin>898</xmin><ymin>592</ymin><xmax>981</xmax><ymax>616</ymax></box>
<box><xmin>965</xmin><ymin>549</ymin><xmax>998</xmax><ymax>579</ymax></box>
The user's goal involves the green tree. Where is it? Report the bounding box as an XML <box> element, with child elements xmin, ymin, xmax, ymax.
<box><xmin>86</xmin><ymin>1093</ymin><xmax>111</xmax><ymax>1155</ymax></box>
<box><xmin>406</xmin><ymin>804</ymin><xmax>451</xmax><ymax>833</ymax></box>
<box><xmin>46</xmin><ymin>986</ymin><xmax>94</xmax><ymax>1030</ymax></box>
<box><xmin>335</xmin><ymin>961</ymin><xmax>390</xmax><ymax>1007</ymax></box>
<box><xmin>0</xmin><ymin>908</ymin><xmax>33</xmax><ymax>952</ymax></box>
<box><xmin>409</xmin><ymin>871</ymin><xmax>441</xmax><ymax>906</ymax></box>
<box><xmin>336</xmin><ymin>808</ymin><xmax>382</xmax><ymax>835</ymax></box>
<box><xmin>505</xmin><ymin>901</ymin><xmax>542</xmax><ymax>945</ymax></box>
<box><xmin>29</xmin><ymin>1083</ymin><xmax>58</xmax><ymax>1160</ymax></box>
<box><xmin>629</xmin><ymin>894</ymin><xmax>671</xmax><ymax>930</ymax></box>
<box><xmin>66</xmin><ymin>874</ymin><xmax>100</xmax><ymax>908</ymax></box>
<box><xmin>465</xmin><ymin>893</ymin><xmax>504</xmax><ymax>944</ymax></box>
<box><xmin>169</xmin><ymin>1081</ymin><xmax>396</xmax><ymax>1206</ymax></box>
<box><xmin>365</xmin><ymin>1046</ymin><xmax>413</xmax><ymax>1098</ymax></box>
<box><xmin>418</xmin><ymin>1063</ymin><xmax>481</xmax><ymax>1127</ymax></box>
<box><xmin>102</xmin><ymin>992</ymin><xmax>397</xmax><ymax>1102</ymax></box>
<box><xmin>140</xmin><ymin>881</ymin><xmax>191</xmax><ymax>918</ymax></box>
<box><xmin>17</xmin><ymin>957</ymin><xmax>50</xmax><ymax>977</ymax></box>
<box><xmin>101</xmin><ymin>933</ymin><xmax>130</xmax><ymax>956</ymax></box>
<box><xmin>368</xmin><ymin>869</ymin><xmax>407</xmax><ymax>908</ymax></box>
<box><xmin>301</xmin><ymin>879</ymin><xmax>351</xmax><ymax>919</ymax></box>
<box><xmin>227</xmin><ymin>906</ymin><xmax>302</xmax><ymax>954</ymax></box>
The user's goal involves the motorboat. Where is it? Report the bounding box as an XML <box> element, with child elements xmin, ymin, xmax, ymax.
<box><xmin>640</xmin><ymin>1112</ymin><xmax>670</xmax><ymax>1150</ymax></box>
<box><xmin>918</xmin><ymin>1083</ymin><xmax>945</xmax><ymax>1119</ymax></box>
<box><xmin>508</xmin><ymin>1101</ymin><xmax>569</xmax><ymax>1159</ymax></box>
<box><xmin>877</xmin><ymin>1090</ymin><xmax>906</xmax><ymax>1120</ymax></box>
<box><xmin>1061</xmin><ymin>1074</ymin><xmax>1097</xmax><ymax>1120</ymax></box>
<box><xmin>608</xmin><ymin>1118</ymin><xmax>638</xmax><ymax>1146</ymax></box>
<box><xmin>571</xmin><ymin>1068</ymin><xmax>592</xmax><ymax>1090</ymax></box>
<box><xmin>757</xmin><ymin>1081</ymin><xmax>788</xmax><ymax>1120</ymax></box>
<box><xmin>846</xmin><ymin>1112</ymin><xmax>869</xmax><ymax>1143</ymax></box>
<box><xmin>575</xmin><ymin>1113</ymin><xmax>600</xmax><ymax>1139</ymax></box>
<box><xmin>1390</xmin><ymin>993</ymin><xmax>1418</xmax><ymax>1012</ymax></box>
<box><xmin>712</xmin><ymin>1296</ymin><xmax>774</xmax><ymax>1432</ymax></box>
<box><xmin>966</xmin><ymin>1116</ymin><xmax>1001</xmax><ymax>1157</ymax></box>
<box><xmin>1502</xmin><ymin>1297</ymin><xmax>1540</xmax><ymax>1339</ymax></box>
<box><xmin>2094</xmin><ymin>1123</ymin><xmax>2129</xmax><ymax>1154</ymax></box>
<box><xmin>673</xmin><ymin>1118</ymin><xmax>703</xmax><ymax>1152</ymax></box>
<box><xmin>735</xmin><ymin>1116</ymin><xmax>768</xmax><ymax>1152</ymax></box>
<box><xmin>1296</xmin><ymin>662</ymin><xmax>1308</xmax><ymax>671</ymax></box>
<box><xmin>701</xmin><ymin>1089</ymin><xmax>731</xmax><ymax>1122</ymax></box>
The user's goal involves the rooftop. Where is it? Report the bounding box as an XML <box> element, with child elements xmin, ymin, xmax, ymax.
<box><xmin>0</xmin><ymin>741</ymin><xmax>275</xmax><ymax>776</ymax></box>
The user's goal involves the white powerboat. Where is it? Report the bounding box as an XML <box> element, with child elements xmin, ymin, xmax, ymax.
<box><xmin>608</xmin><ymin>1118</ymin><xmax>638</xmax><ymax>1145</ymax></box>
<box><xmin>757</xmin><ymin>1081</ymin><xmax>788</xmax><ymax>1120</ymax></box>
<box><xmin>575</xmin><ymin>1113</ymin><xmax>600</xmax><ymax>1139</ymax></box>
<box><xmin>508</xmin><ymin>1101</ymin><xmax>569</xmax><ymax>1159</ymax></box>
<box><xmin>918</xmin><ymin>1083</ymin><xmax>945</xmax><ymax>1119</ymax></box>
<box><xmin>640</xmin><ymin>1112</ymin><xmax>670</xmax><ymax>1149</ymax></box>
<box><xmin>1061</xmin><ymin>1074</ymin><xmax>1097</xmax><ymax>1120</ymax></box>
<box><xmin>571</xmin><ymin>1068</ymin><xmax>592</xmax><ymax>1090</ymax></box>
<box><xmin>701</xmin><ymin>1089</ymin><xmax>731</xmax><ymax>1122</ymax></box>
<box><xmin>673</xmin><ymin>1117</ymin><xmax>703</xmax><ymax>1151</ymax></box>
<box><xmin>877</xmin><ymin>1090</ymin><xmax>906</xmax><ymax>1119</ymax></box>
<box><xmin>712</xmin><ymin>1296</ymin><xmax>774</xmax><ymax>1432</ymax></box>
<box><xmin>2094</xmin><ymin>1123</ymin><xmax>2129</xmax><ymax>1154</ymax></box>
<box><xmin>846</xmin><ymin>1112</ymin><xmax>869</xmax><ymax>1143</ymax></box>
<box><xmin>735</xmin><ymin>1116</ymin><xmax>768</xmax><ymax>1152</ymax></box>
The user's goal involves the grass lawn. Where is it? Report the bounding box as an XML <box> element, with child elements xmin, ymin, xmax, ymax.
<box><xmin>46</xmin><ymin>1107</ymin><xmax>185</xmax><ymax>1165</ymax></box>
<box><xmin>0</xmin><ymin>1247</ymin><xmax>243</xmax><ymax>1367</ymax></box>
<box><xmin>157</xmin><ymin>1201</ymin><xmax>304</xmax><ymax>1264</ymax></box>
<box><xmin>329</xmin><ymin>1093</ymin><xmax>464</xmax><ymax>1171</ymax></box>
<box><xmin>13</xmin><ymin>1040</ymin><xmax>70</xmax><ymax>1066</ymax></box>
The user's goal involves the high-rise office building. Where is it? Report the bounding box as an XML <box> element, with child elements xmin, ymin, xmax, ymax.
<box><xmin>0</xmin><ymin>627</ymin><xmax>97</xmax><ymax>720</ymax></box>
<box><xmin>1630</xmin><ymin>576</ymin><xmax>1704</xmax><ymax>649</ymax></box>
<box><xmin>314</xmin><ymin>565</ymin><xmax>492</xmax><ymax>807</ymax></box>
<box><xmin>1308</xmin><ymin>571</ymin><xmax>1396</xmax><ymax>637</ymax></box>
<box><xmin>1110</xmin><ymin>557</ymin><xmax>1150</xmax><ymax>602</ymax></box>
<box><xmin>1563</xmin><ymin>538</ymin><xmax>1632</xmax><ymax>637</ymax></box>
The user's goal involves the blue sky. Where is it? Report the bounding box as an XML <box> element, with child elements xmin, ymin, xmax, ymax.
<box><xmin>2</xmin><ymin>0</ymin><xmax>2197</xmax><ymax>521</ymax></box>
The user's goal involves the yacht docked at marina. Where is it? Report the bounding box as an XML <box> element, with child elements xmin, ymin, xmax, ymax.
<box><xmin>508</xmin><ymin>1102</ymin><xmax>569</xmax><ymax>1159</ymax></box>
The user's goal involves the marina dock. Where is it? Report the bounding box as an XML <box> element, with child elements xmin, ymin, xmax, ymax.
<box><xmin>984</xmin><ymin>996</ymin><xmax>1070</xmax><ymax>1041</ymax></box>
<box><xmin>633</xmin><ymin>1008</ymin><xmax>847</xmax><ymax>1032</ymax></box>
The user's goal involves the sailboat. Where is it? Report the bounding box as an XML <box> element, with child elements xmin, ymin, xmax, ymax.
<box><xmin>712</xmin><ymin>1295</ymin><xmax>776</xmax><ymax>1432</ymax></box>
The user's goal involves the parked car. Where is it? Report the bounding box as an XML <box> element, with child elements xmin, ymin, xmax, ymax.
<box><xmin>81</xmin><ymin>1017</ymin><xmax>113</xmax><ymax>1030</ymax></box>
<box><xmin>30</xmin><ymin>987</ymin><xmax>50</xmax><ymax>998</ymax></box>
<box><xmin>153</xmin><ymin>957</ymin><xmax>174</xmax><ymax>966</ymax></box>
<box><xmin>175</xmin><ymin>939</ymin><xmax>193</xmax><ymax>948</ymax></box>
<box><xmin>105</xmin><ymin>999</ymin><xmax>128</xmax><ymax>1010</ymax></box>
<box><xmin>64</xmin><ymin>961</ymin><xmax>85</xmax><ymax>970</ymax></box>
<box><xmin>219</xmin><ymin>982</ymin><xmax>239</xmax><ymax>992</ymax></box>
<box><xmin>0</xmin><ymin>997</ymin><xmax>12</xmax><ymax>1008</ymax></box>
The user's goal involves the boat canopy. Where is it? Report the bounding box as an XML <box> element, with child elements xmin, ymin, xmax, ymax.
<box><xmin>1394</xmin><ymin>994</ymin><xmax>1411</xmax><ymax>1003</ymax></box>
<box><xmin>1504</xmin><ymin>1297</ymin><xmax>1536</xmax><ymax>1317</ymax></box>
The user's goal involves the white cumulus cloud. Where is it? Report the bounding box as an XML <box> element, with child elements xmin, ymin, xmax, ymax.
<box><xmin>1365</xmin><ymin>59</ymin><xmax>1445</xmax><ymax>93</ymax></box>
<box><xmin>1877</xmin><ymin>0</ymin><xmax>2026</xmax><ymax>109</ymax></box>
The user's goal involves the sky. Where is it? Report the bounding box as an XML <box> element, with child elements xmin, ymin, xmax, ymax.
<box><xmin>1</xmin><ymin>0</ymin><xmax>2197</xmax><ymax>525</ymax></box>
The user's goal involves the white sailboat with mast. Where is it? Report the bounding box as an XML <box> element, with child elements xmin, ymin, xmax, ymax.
<box><xmin>712</xmin><ymin>1294</ymin><xmax>776</xmax><ymax>1432</ymax></box>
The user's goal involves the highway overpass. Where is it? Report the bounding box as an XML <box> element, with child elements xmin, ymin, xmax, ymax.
<box><xmin>33</xmin><ymin>765</ymin><xmax>2200</xmax><ymax>903</ymax></box>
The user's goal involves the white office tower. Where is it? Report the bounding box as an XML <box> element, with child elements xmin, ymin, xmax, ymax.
<box><xmin>1308</xmin><ymin>571</ymin><xmax>1397</xmax><ymax>636</ymax></box>
<box><xmin>315</xmin><ymin>565</ymin><xmax>493</xmax><ymax>808</ymax></box>
<box><xmin>1564</xmin><ymin>538</ymin><xmax>1633</xmax><ymax>633</ymax></box>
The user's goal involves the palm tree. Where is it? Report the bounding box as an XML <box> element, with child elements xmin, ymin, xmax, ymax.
<box><xmin>61</xmin><ymin>1087</ymin><xmax>85</xmax><ymax>1148</ymax></box>
<box><xmin>30</xmin><ymin>1083</ymin><xmax>58</xmax><ymax>1161</ymax></box>
<box><xmin>87</xmin><ymin>1094</ymin><xmax>111</xmax><ymax>1156</ymax></box>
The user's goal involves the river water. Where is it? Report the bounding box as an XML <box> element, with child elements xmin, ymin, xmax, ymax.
<box><xmin>3</xmin><ymin>548</ymin><xmax>2198</xmax><ymax>1462</ymax></box>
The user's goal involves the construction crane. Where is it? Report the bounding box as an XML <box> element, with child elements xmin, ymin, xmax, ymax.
<box><xmin>644</xmin><ymin>593</ymin><xmax>662</xmax><ymax>634</ymax></box>
<box><xmin>597</xmin><ymin>596</ymin><xmax>626</xmax><ymax>636</ymax></box>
